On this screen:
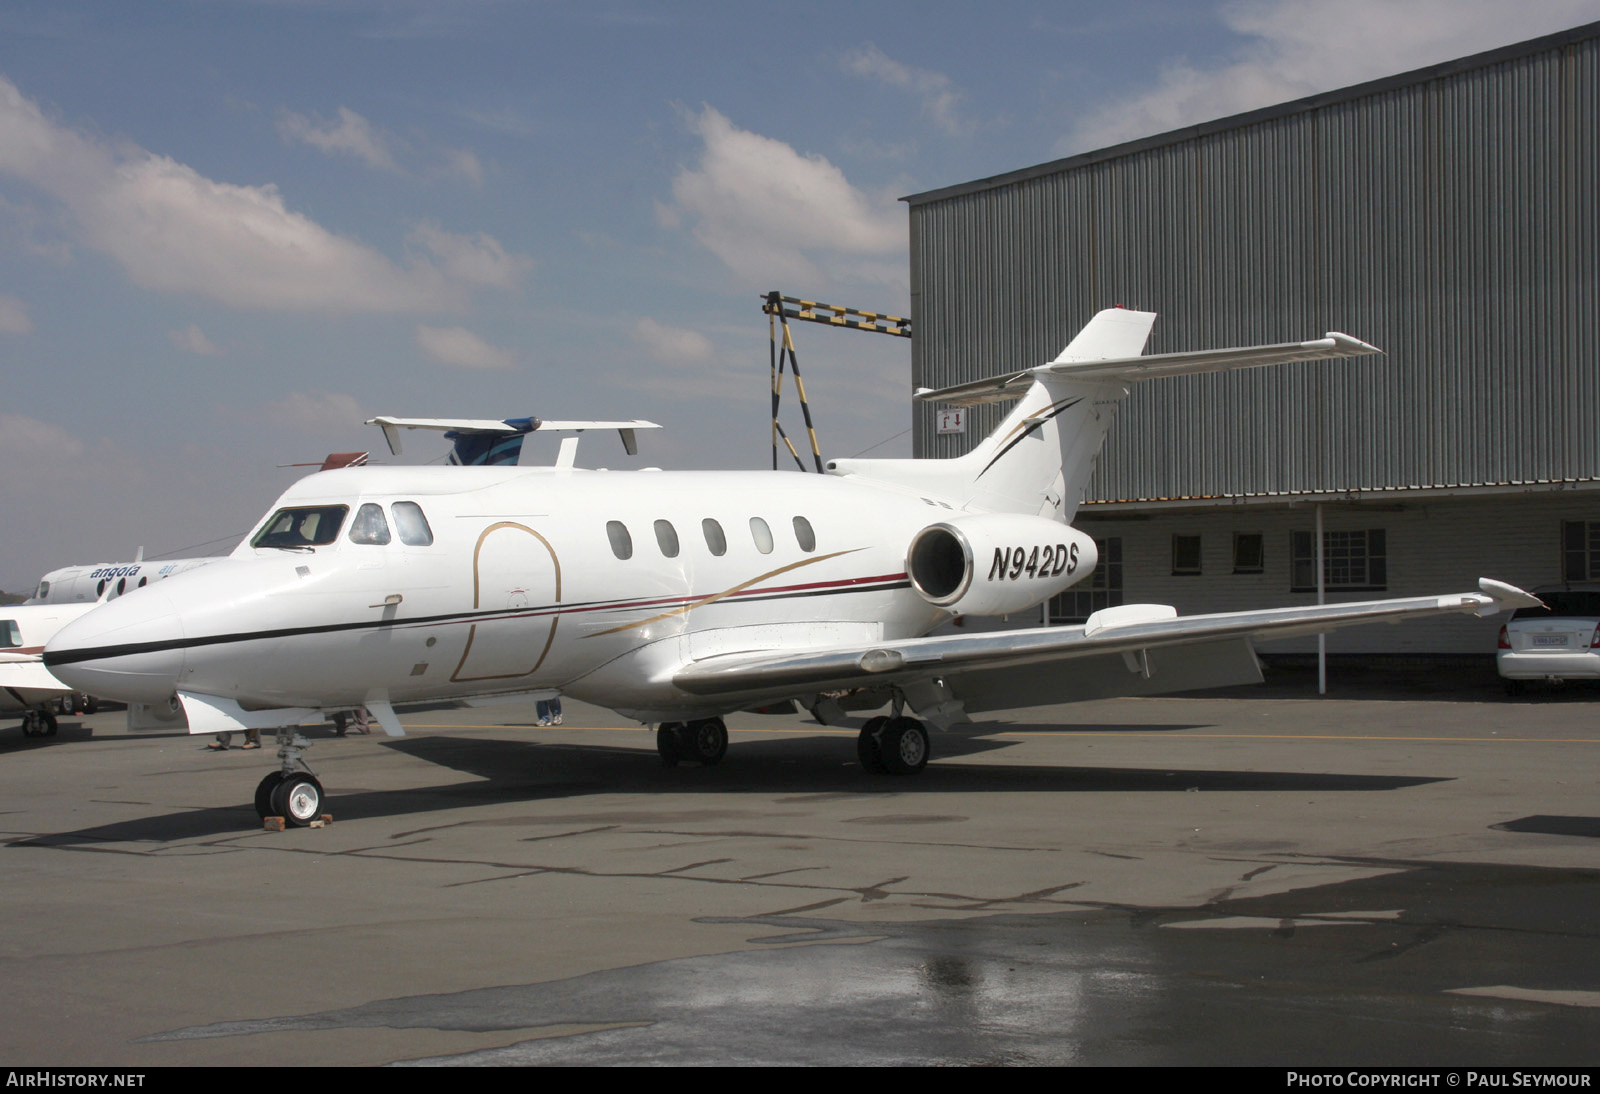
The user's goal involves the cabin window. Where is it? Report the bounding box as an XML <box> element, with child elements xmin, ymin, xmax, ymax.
<box><xmin>792</xmin><ymin>516</ymin><xmax>816</xmax><ymax>552</ymax></box>
<box><xmin>702</xmin><ymin>518</ymin><xmax>727</xmax><ymax>557</ymax></box>
<box><xmin>0</xmin><ymin>620</ymin><xmax>19</xmax><ymax>648</ymax></box>
<box><xmin>607</xmin><ymin>520</ymin><xmax>633</xmax><ymax>560</ymax></box>
<box><xmin>349</xmin><ymin>503</ymin><xmax>392</xmax><ymax>545</ymax></box>
<box><xmin>749</xmin><ymin>517</ymin><xmax>774</xmax><ymax>554</ymax></box>
<box><xmin>654</xmin><ymin>519</ymin><xmax>680</xmax><ymax>558</ymax></box>
<box><xmin>252</xmin><ymin>505</ymin><xmax>349</xmax><ymax>548</ymax></box>
<box><xmin>392</xmin><ymin>501</ymin><xmax>434</xmax><ymax>546</ymax></box>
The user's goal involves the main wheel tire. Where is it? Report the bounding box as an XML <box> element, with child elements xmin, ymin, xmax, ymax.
<box><xmin>857</xmin><ymin>716</ymin><xmax>889</xmax><ymax>774</ymax></box>
<box><xmin>82</xmin><ymin>696</ymin><xmax>98</xmax><ymax>715</ymax></box>
<box><xmin>21</xmin><ymin>711</ymin><xmax>39</xmax><ymax>738</ymax></box>
<box><xmin>42</xmin><ymin>712</ymin><xmax>58</xmax><ymax>737</ymax></box>
<box><xmin>657</xmin><ymin>722</ymin><xmax>685</xmax><ymax>767</ymax></box>
<box><xmin>270</xmin><ymin>774</ymin><xmax>324</xmax><ymax>827</ymax></box>
<box><xmin>682</xmin><ymin>719</ymin><xmax>728</xmax><ymax>766</ymax></box>
<box><xmin>880</xmin><ymin>717</ymin><xmax>929</xmax><ymax>776</ymax></box>
<box><xmin>254</xmin><ymin>771</ymin><xmax>288</xmax><ymax>819</ymax></box>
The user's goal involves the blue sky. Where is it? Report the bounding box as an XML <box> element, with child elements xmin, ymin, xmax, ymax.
<box><xmin>2</xmin><ymin>0</ymin><xmax>1597</xmax><ymax>590</ymax></box>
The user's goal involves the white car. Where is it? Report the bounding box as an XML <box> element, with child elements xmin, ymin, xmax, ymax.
<box><xmin>1496</xmin><ymin>585</ymin><xmax>1600</xmax><ymax>694</ymax></box>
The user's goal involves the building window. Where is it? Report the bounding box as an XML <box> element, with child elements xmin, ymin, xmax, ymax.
<box><xmin>1050</xmin><ymin>537</ymin><xmax>1122</xmax><ymax>624</ymax></box>
<box><xmin>1291</xmin><ymin>529</ymin><xmax>1387</xmax><ymax>591</ymax></box>
<box><xmin>1171</xmin><ymin>534</ymin><xmax>1201</xmax><ymax>575</ymax></box>
<box><xmin>1233</xmin><ymin>532</ymin><xmax>1264</xmax><ymax>574</ymax></box>
<box><xmin>1562</xmin><ymin>521</ymin><xmax>1600</xmax><ymax>581</ymax></box>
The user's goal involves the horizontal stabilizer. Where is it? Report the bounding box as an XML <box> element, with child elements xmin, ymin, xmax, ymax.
<box><xmin>366</xmin><ymin>416</ymin><xmax>662</xmax><ymax>462</ymax></box>
<box><xmin>916</xmin><ymin>332</ymin><xmax>1381</xmax><ymax>407</ymax></box>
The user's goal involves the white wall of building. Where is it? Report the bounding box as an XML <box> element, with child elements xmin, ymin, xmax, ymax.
<box><xmin>1074</xmin><ymin>490</ymin><xmax>1600</xmax><ymax>654</ymax></box>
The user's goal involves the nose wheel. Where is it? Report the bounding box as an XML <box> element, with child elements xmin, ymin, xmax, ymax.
<box><xmin>253</xmin><ymin>730</ymin><xmax>326</xmax><ymax>827</ymax></box>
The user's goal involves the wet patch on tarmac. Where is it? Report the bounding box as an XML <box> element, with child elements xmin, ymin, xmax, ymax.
<box><xmin>139</xmin><ymin>858</ymin><xmax>1600</xmax><ymax>1066</ymax></box>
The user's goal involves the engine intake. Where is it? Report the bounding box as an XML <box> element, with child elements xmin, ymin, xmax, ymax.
<box><xmin>906</xmin><ymin>515</ymin><xmax>1098</xmax><ymax>617</ymax></box>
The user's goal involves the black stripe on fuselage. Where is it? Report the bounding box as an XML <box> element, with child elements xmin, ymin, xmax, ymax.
<box><xmin>43</xmin><ymin>577</ymin><xmax>913</xmax><ymax>669</ymax></box>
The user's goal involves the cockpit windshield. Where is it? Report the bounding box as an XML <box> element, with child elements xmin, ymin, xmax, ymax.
<box><xmin>251</xmin><ymin>505</ymin><xmax>350</xmax><ymax>549</ymax></box>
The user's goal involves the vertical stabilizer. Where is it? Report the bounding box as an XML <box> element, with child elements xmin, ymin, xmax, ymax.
<box><xmin>826</xmin><ymin>309</ymin><xmax>1156</xmax><ymax>522</ymax></box>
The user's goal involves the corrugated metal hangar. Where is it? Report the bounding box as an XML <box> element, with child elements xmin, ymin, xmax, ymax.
<box><xmin>903</xmin><ymin>22</ymin><xmax>1600</xmax><ymax>655</ymax></box>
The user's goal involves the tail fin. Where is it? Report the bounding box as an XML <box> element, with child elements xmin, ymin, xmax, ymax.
<box><xmin>825</xmin><ymin>308</ymin><xmax>1379</xmax><ymax>521</ymax></box>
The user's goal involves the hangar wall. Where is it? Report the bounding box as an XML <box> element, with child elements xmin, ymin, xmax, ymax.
<box><xmin>906</xmin><ymin>23</ymin><xmax>1600</xmax><ymax>497</ymax></box>
<box><xmin>904</xmin><ymin>23</ymin><xmax>1600</xmax><ymax>654</ymax></box>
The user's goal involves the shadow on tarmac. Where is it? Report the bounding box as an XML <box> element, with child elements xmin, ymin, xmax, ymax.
<box><xmin>6</xmin><ymin>733</ymin><xmax>1450</xmax><ymax>847</ymax></box>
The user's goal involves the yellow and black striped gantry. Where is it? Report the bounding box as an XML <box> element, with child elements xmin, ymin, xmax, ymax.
<box><xmin>762</xmin><ymin>291</ymin><xmax>912</xmax><ymax>472</ymax></box>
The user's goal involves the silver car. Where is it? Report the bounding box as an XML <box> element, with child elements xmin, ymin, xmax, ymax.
<box><xmin>1496</xmin><ymin>585</ymin><xmax>1600</xmax><ymax>695</ymax></box>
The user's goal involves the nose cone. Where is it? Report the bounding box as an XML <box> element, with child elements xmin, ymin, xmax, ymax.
<box><xmin>45</xmin><ymin>586</ymin><xmax>186</xmax><ymax>703</ymax></box>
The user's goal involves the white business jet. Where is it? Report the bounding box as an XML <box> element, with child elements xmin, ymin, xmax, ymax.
<box><xmin>44</xmin><ymin>309</ymin><xmax>1539</xmax><ymax>825</ymax></box>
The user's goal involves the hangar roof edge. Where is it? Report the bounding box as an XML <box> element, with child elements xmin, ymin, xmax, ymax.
<box><xmin>901</xmin><ymin>20</ymin><xmax>1600</xmax><ymax>207</ymax></box>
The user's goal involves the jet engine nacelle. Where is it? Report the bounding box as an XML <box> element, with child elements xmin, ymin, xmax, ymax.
<box><xmin>906</xmin><ymin>515</ymin><xmax>1098</xmax><ymax>617</ymax></box>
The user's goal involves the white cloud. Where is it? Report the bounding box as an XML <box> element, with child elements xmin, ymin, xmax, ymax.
<box><xmin>843</xmin><ymin>45</ymin><xmax>972</xmax><ymax>136</ymax></box>
<box><xmin>665</xmin><ymin>105</ymin><xmax>904</xmax><ymax>284</ymax></box>
<box><xmin>441</xmin><ymin>147</ymin><xmax>484</xmax><ymax>187</ymax></box>
<box><xmin>415</xmin><ymin>324</ymin><xmax>516</xmax><ymax>369</ymax></box>
<box><xmin>0</xmin><ymin>75</ymin><xmax>482</xmax><ymax>313</ymax></box>
<box><xmin>168</xmin><ymin>323</ymin><xmax>219</xmax><ymax>355</ymax></box>
<box><xmin>0</xmin><ymin>412</ymin><xmax>83</xmax><ymax>459</ymax></box>
<box><xmin>408</xmin><ymin>222</ymin><xmax>531</xmax><ymax>289</ymax></box>
<box><xmin>632</xmin><ymin>317</ymin><xmax>714</xmax><ymax>365</ymax></box>
<box><xmin>0</xmin><ymin>293</ymin><xmax>32</xmax><ymax>334</ymax></box>
<box><xmin>261</xmin><ymin>390</ymin><xmax>366</xmax><ymax>434</ymax></box>
<box><xmin>276</xmin><ymin>106</ymin><xmax>402</xmax><ymax>172</ymax></box>
<box><xmin>1067</xmin><ymin>0</ymin><xmax>1600</xmax><ymax>153</ymax></box>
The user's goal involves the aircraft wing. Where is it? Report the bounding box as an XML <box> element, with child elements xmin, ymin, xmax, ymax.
<box><xmin>672</xmin><ymin>579</ymin><xmax>1538</xmax><ymax>713</ymax></box>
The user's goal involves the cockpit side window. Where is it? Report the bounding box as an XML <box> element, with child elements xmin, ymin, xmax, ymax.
<box><xmin>34</xmin><ymin>581</ymin><xmax>49</xmax><ymax>600</ymax></box>
<box><xmin>0</xmin><ymin>620</ymin><xmax>20</xmax><ymax>648</ymax></box>
<box><xmin>392</xmin><ymin>501</ymin><xmax>434</xmax><ymax>546</ymax></box>
<box><xmin>251</xmin><ymin>505</ymin><xmax>350</xmax><ymax>548</ymax></box>
<box><xmin>349</xmin><ymin>503</ymin><xmax>392</xmax><ymax>545</ymax></box>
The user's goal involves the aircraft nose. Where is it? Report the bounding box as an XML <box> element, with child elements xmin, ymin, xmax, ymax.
<box><xmin>45</xmin><ymin>587</ymin><xmax>186</xmax><ymax>704</ymax></box>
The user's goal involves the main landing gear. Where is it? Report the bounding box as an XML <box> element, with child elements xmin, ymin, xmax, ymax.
<box><xmin>19</xmin><ymin>708</ymin><xmax>58</xmax><ymax>738</ymax></box>
<box><xmin>253</xmin><ymin>730</ymin><xmax>325</xmax><ymax>827</ymax></box>
<box><xmin>656</xmin><ymin>718</ymin><xmax>728</xmax><ymax>767</ymax></box>
<box><xmin>856</xmin><ymin>715</ymin><xmax>929</xmax><ymax>776</ymax></box>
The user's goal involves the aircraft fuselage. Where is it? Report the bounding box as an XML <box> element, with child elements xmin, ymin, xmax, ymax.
<box><xmin>46</xmin><ymin>464</ymin><xmax>1082</xmax><ymax>721</ymax></box>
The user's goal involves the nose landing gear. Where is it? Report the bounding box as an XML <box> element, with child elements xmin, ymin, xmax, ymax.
<box><xmin>253</xmin><ymin>730</ymin><xmax>326</xmax><ymax>827</ymax></box>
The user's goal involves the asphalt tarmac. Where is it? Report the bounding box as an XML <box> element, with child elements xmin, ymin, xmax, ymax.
<box><xmin>1</xmin><ymin>664</ymin><xmax>1596</xmax><ymax>1066</ymax></box>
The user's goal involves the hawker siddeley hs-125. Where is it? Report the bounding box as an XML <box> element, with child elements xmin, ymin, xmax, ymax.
<box><xmin>45</xmin><ymin>309</ymin><xmax>1539</xmax><ymax>825</ymax></box>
